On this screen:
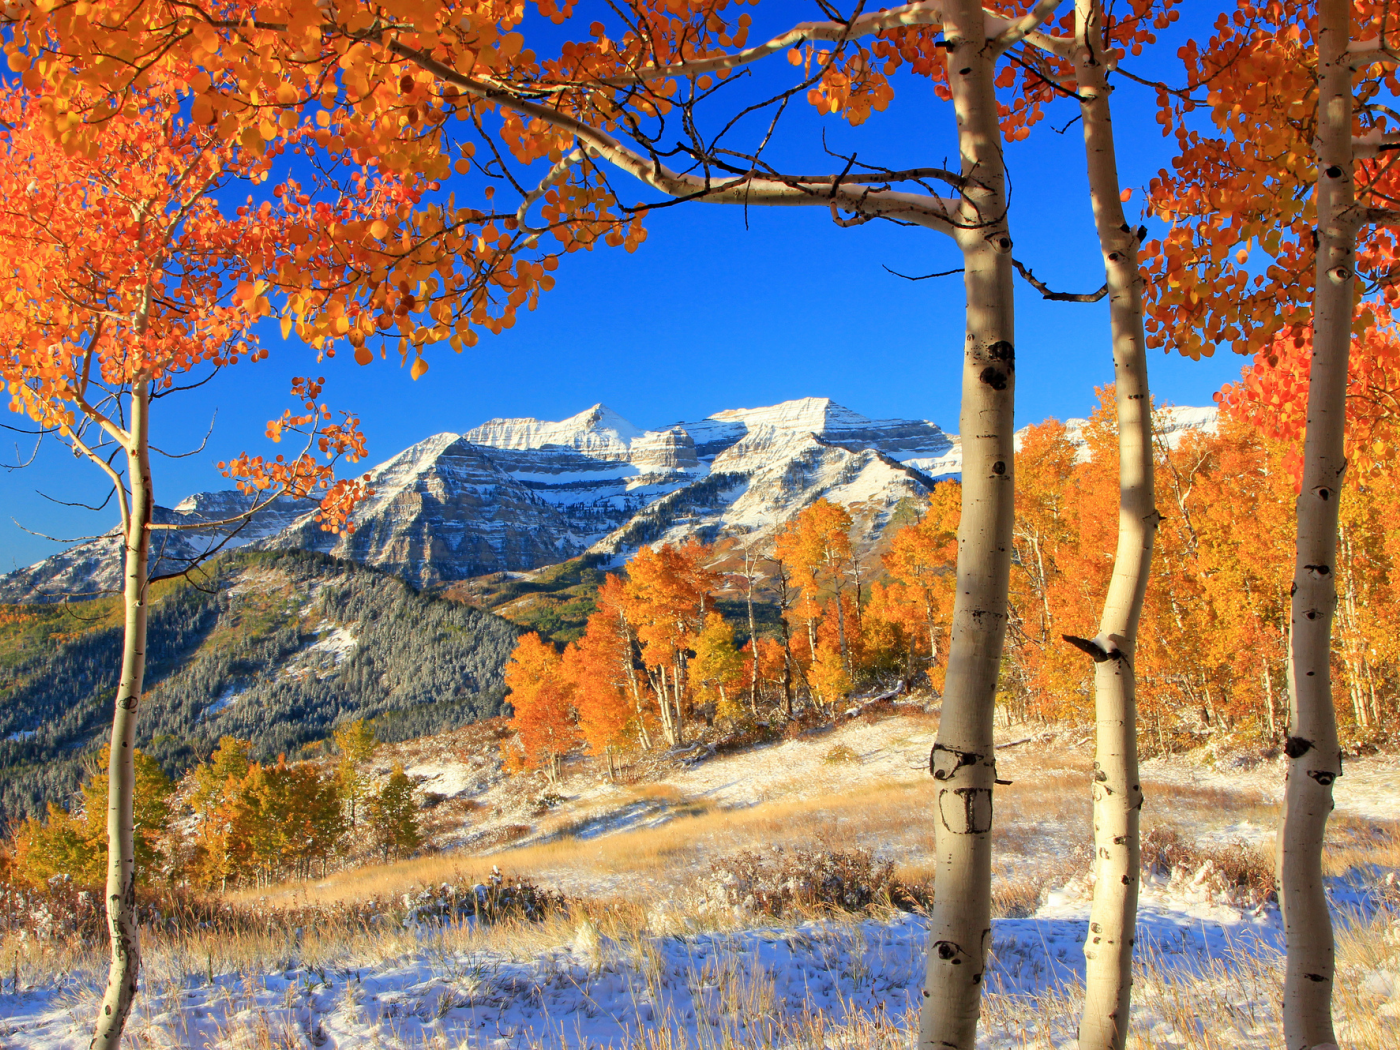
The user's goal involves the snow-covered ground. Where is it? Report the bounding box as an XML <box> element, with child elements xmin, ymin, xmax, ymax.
<box><xmin>0</xmin><ymin>876</ymin><xmax>1300</xmax><ymax>1050</ymax></box>
<box><xmin>4</xmin><ymin>712</ymin><xmax>1398</xmax><ymax>1049</ymax></box>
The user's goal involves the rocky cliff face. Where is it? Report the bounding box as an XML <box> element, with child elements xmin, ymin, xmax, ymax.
<box><xmin>263</xmin><ymin>434</ymin><xmax>581</xmax><ymax>585</ymax></box>
<box><xmin>1</xmin><ymin>398</ymin><xmax>1218</xmax><ymax>599</ymax></box>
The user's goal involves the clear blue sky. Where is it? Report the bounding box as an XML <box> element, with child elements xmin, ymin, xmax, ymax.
<box><xmin>1</xmin><ymin>5</ymin><xmax>1246</xmax><ymax>571</ymax></box>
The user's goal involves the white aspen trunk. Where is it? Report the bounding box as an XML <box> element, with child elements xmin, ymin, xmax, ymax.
<box><xmin>918</xmin><ymin>4</ymin><xmax>1016</xmax><ymax>1046</ymax></box>
<box><xmin>654</xmin><ymin>666</ymin><xmax>679</xmax><ymax>747</ymax></box>
<box><xmin>833</xmin><ymin>580</ymin><xmax>850</xmax><ymax>671</ymax></box>
<box><xmin>91</xmin><ymin>381</ymin><xmax>151</xmax><ymax>1050</ymax></box>
<box><xmin>618</xmin><ymin>614</ymin><xmax>653</xmax><ymax>750</ymax></box>
<box><xmin>924</xmin><ymin>593</ymin><xmax>938</xmax><ymax>666</ymax></box>
<box><xmin>746</xmin><ymin>560</ymin><xmax>760</xmax><ymax>713</ymax></box>
<box><xmin>672</xmin><ymin>655</ymin><xmax>687</xmax><ymax>745</ymax></box>
<box><xmin>1264</xmin><ymin>664</ymin><xmax>1278</xmax><ymax>740</ymax></box>
<box><xmin>1072</xmin><ymin>3</ymin><xmax>1155</xmax><ymax>1046</ymax></box>
<box><xmin>1280</xmin><ymin>1</ymin><xmax>1350</xmax><ymax>1045</ymax></box>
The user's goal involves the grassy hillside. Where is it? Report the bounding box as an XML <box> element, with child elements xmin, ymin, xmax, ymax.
<box><xmin>0</xmin><ymin>549</ymin><xmax>520</xmax><ymax>824</ymax></box>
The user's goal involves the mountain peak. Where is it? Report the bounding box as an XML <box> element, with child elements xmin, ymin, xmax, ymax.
<box><xmin>708</xmin><ymin>397</ymin><xmax>869</xmax><ymax>434</ymax></box>
<box><xmin>465</xmin><ymin>404</ymin><xmax>640</xmax><ymax>452</ymax></box>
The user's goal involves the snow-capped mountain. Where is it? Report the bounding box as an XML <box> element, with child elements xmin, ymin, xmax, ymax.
<box><xmin>0</xmin><ymin>398</ymin><xmax>1218</xmax><ymax>600</ymax></box>
<box><xmin>0</xmin><ymin>493</ymin><xmax>315</xmax><ymax>603</ymax></box>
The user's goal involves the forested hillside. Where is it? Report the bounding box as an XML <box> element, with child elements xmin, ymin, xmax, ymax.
<box><xmin>0</xmin><ymin>550</ymin><xmax>519</xmax><ymax>823</ymax></box>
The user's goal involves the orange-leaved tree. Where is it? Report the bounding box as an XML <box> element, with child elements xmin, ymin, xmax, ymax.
<box><xmin>0</xmin><ymin>70</ymin><xmax>373</xmax><ymax>1046</ymax></box>
<box><xmin>565</xmin><ymin>579</ymin><xmax>648</xmax><ymax>777</ymax></box>
<box><xmin>504</xmin><ymin>632</ymin><xmax>578</xmax><ymax>782</ymax></box>
<box><xmin>1142</xmin><ymin>4</ymin><xmax>1400</xmax><ymax>1039</ymax></box>
<box><xmin>883</xmin><ymin>485</ymin><xmax>960</xmax><ymax>685</ymax></box>
<box><xmin>774</xmin><ymin>499</ymin><xmax>855</xmax><ymax>672</ymax></box>
<box><xmin>623</xmin><ymin>540</ymin><xmax>718</xmax><ymax>748</ymax></box>
<box><xmin>691</xmin><ymin>611</ymin><xmax>745</xmax><ymax>720</ymax></box>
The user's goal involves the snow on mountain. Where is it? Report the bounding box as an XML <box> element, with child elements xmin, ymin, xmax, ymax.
<box><xmin>0</xmin><ymin>494</ymin><xmax>314</xmax><ymax>603</ymax></box>
<box><xmin>0</xmin><ymin>399</ymin><xmax>1219</xmax><ymax>599</ymax></box>
<box><xmin>1019</xmin><ymin>404</ymin><xmax>1221</xmax><ymax>461</ymax></box>
<box><xmin>262</xmin><ymin>433</ymin><xmax>582</xmax><ymax>586</ymax></box>
<box><xmin>465</xmin><ymin>403</ymin><xmax>640</xmax><ymax>455</ymax></box>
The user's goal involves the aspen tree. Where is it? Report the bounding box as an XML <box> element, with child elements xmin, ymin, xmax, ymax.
<box><xmin>1280</xmin><ymin>4</ymin><xmax>1351</xmax><ymax>1042</ymax></box>
<box><xmin>1144</xmin><ymin>4</ymin><xmax>1400</xmax><ymax>1040</ymax></box>
<box><xmin>7</xmin><ymin>2</ymin><xmax>1081</xmax><ymax>1042</ymax></box>
<box><xmin>0</xmin><ymin>74</ymin><xmax>374</xmax><ymax>1050</ymax></box>
<box><xmin>1003</xmin><ymin>1</ymin><xmax>1166</xmax><ymax>1042</ymax></box>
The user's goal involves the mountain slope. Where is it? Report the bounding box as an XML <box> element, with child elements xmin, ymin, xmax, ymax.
<box><xmin>0</xmin><ymin>549</ymin><xmax>519</xmax><ymax>823</ymax></box>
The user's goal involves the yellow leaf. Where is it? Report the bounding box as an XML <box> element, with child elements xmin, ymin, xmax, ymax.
<box><xmin>370</xmin><ymin>219</ymin><xmax>389</xmax><ymax>240</ymax></box>
<box><xmin>280</xmin><ymin>314</ymin><xmax>293</xmax><ymax>339</ymax></box>
<box><xmin>410</xmin><ymin>356</ymin><xmax>429</xmax><ymax>381</ymax></box>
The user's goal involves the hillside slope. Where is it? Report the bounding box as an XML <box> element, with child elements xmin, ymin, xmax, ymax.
<box><xmin>0</xmin><ymin>550</ymin><xmax>519</xmax><ymax>822</ymax></box>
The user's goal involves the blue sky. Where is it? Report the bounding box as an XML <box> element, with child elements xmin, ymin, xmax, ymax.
<box><xmin>1</xmin><ymin>5</ymin><xmax>1247</xmax><ymax>571</ymax></box>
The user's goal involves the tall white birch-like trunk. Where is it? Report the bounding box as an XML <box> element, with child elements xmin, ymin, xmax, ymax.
<box><xmin>91</xmin><ymin>381</ymin><xmax>152</xmax><ymax>1050</ymax></box>
<box><xmin>1071</xmin><ymin>3</ymin><xmax>1155</xmax><ymax>1047</ymax></box>
<box><xmin>918</xmin><ymin>3</ymin><xmax>1016</xmax><ymax>1045</ymax></box>
<box><xmin>1280</xmin><ymin>2</ymin><xmax>1351</xmax><ymax>1045</ymax></box>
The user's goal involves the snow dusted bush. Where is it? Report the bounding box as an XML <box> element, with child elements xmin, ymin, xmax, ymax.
<box><xmin>401</xmin><ymin>869</ymin><xmax>566</xmax><ymax>928</ymax></box>
<box><xmin>696</xmin><ymin>846</ymin><xmax>899</xmax><ymax>918</ymax></box>
<box><xmin>1141</xmin><ymin>825</ymin><xmax>1277</xmax><ymax>908</ymax></box>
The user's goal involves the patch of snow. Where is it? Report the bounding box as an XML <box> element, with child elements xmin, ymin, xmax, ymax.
<box><xmin>5</xmin><ymin>729</ymin><xmax>36</xmax><ymax>742</ymax></box>
<box><xmin>200</xmin><ymin>685</ymin><xmax>244</xmax><ymax>721</ymax></box>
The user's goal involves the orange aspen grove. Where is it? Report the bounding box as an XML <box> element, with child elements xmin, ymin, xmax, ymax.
<box><xmin>775</xmin><ymin>499</ymin><xmax>856</xmax><ymax>671</ymax></box>
<box><xmin>504</xmin><ymin>632</ymin><xmax>579</xmax><ymax>782</ymax></box>
<box><xmin>623</xmin><ymin>541</ymin><xmax>718</xmax><ymax>748</ymax></box>
<box><xmin>884</xmin><ymin>485</ymin><xmax>960</xmax><ymax>679</ymax></box>
<box><xmin>0</xmin><ymin>72</ymin><xmax>373</xmax><ymax>1049</ymax></box>
<box><xmin>860</xmin><ymin>580</ymin><xmax>928</xmax><ymax>687</ymax></box>
<box><xmin>979</xmin><ymin>1</ymin><xmax>1182</xmax><ymax>1037</ymax></box>
<box><xmin>566</xmin><ymin>595</ymin><xmax>647</xmax><ymax>772</ymax></box>
<box><xmin>691</xmin><ymin>612</ymin><xmax>746</xmax><ymax>720</ymax></box>
<box><xmin>1144</xmin><ymin>4</ymin><xmax>1400</xmax><ymax>1040</ymax></box>
<box><xmin>593</xmin><ymin>574</ymin><xmax>655</xmax><ymax>751</ymax></box>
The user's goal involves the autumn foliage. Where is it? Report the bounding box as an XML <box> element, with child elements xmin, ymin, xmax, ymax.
<box><xmin>7</xmin><ymin>723</ymin><xmax>421</xmax><ymax>891</ymax></box>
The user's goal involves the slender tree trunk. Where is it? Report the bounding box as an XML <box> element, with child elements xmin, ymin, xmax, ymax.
<box><xmin>1072</xmin><ymin>4</ymin><xmax>1156</xmax><ymax>1046</ymax></box>
<box><xmin>673</xmin><ymin>656</ymin><xmax>686</xmax><ymax>745</ymax></box>
<box><xmin>919</xmin><ymin>5</ymin><xmax>1016</xmax><ymax>1045</ymax></box>
<box><xmin>745</xmin><ymin>561</ymin><xmax>760</xmax><ymax>713</ymax></box>
<box><xmin>833</xmin><ymin>580</ymin><xmax>850</xmax><ymax>672</ymax></box>
<box><xmin>1264</xmin><ymin>664</ymin><xmax>1278</xmax><ymax>740</ymax></box>
<box><xmin>618</xmin><ymin>617</ymin><xmax>653</xmax><ymax>750</ymax></box>
<box><xmin>92</xmin><ymin>381</ymin><xmax>152</xmax><ymax>1050</ymax></box>
<box><xmin>1280</xmin><ymin>3</ymin><xmax>1350</xmax><ymax>1044</ymax></box>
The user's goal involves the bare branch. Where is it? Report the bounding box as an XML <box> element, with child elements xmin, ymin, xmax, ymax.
<box><xmin>883</xmin><ymin>264</ymin><xmax>965</xmax><ymax>281</ymax></box>
<box><xmin>36</xmin><ymin>486</ymin><xmax>117</xmax><ymax>514</ymax></box>
<box><xmin>394</xmin><ymin>41</ymin><xmax>963</xmax><ymax>234</ymax></box>
<box><xmin>595</xmin><ymin>1</ymin><xmax>947</xmax><ymax>85</ymax></box>
<box><xmin>150</xmin><ymin>411</ymin><xmax>217</xmax><ymax>460</ymax></box>
<box><xmin>10</xmin><ymin>517</ymin><xmax>115</xmax><ymax>544</ymax></box>
<box><xmin>1354</xmin><ymin>130</ymin><xmax>1400</xmax><ymax>158</ymax></box>
<box><xmin>1350</xmin><ymin>37</ymin><xmax>1400</xmax><ymax>69</ymax></box>
<box><xmin>1012</xmin><ymin>257</ymin><xmax>1107</xmax><ymax>301</ymax></box>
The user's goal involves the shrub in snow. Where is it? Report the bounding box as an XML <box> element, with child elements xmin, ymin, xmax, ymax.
<box><xmin>697</xmin><ymin>846</ymin><xmax>900</xmax><ymax>918</ymax></box>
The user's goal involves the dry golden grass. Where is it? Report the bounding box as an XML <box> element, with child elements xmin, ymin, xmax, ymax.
<box><xmin>243</xmin><ymin>770</ymin><xmax>1100</xmax><ymax>913</ymax></box>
